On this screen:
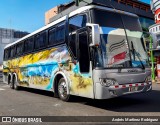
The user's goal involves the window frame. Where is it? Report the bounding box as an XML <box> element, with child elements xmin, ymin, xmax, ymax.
<box><xmin>68</xmin><ymin>13</ymin><xmax>88</xmax><ymax>59</ymax></box>
<box><xmin>4</xmin><ymin>48</ymin><xmax>11</xmax><ymax>60</ymax></box>
<box><xmin>48</xmin><ymin>27</ymin><xmax>56</xmax><ymax>46</ymax></box>
<box><xmin>34</xmin><ymin>30</ymin><xmax>47</xmax><ymax>51</ymax></box>
<box><xmin>48</xmin><ymin>21</ymin><xmax>66</xmax><ymax>47</ymax></box>
<box><xmin>16</xmin><ymin>41</ymin><xmax>24</xmax><ymax>57</ymax></box>
<box><xmin>56</xmin><ymin>23</ymin><xmax>66</xmax><ymax>43</ymax></box>
<box><xmin>69</xmin><ymin>14</ymin><xmax>87</xmax><ymax>33</ymax></box>
<box><xmin>24</xmin><ymin>37</ymin><xmax>34</xmax><ymax>54</ymax></box>
<box><xmin>10</xmin><ymin>45</ymin><xmax>16</xmax><ymax>59</ymax></box>
<box><xmin>3</xmin><ymin>20</ymin><xmax>68</xmax><ymax>60</ymax></box>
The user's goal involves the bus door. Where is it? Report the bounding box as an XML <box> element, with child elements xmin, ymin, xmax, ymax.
<box><xmin>74</xmin><ymin>28</ymin><xmax>94</xmax><ymax>98</ymax></box>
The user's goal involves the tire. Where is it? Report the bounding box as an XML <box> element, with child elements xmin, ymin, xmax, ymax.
<box><xmin>8</xmin><ymin>75</ymin><xmax>14</xmax><ymax>89</ymax></box>
<box><xmin>10</xmin><ymin>81</ymin><xmax>14</xmax><ymax>89</ymax></box>
<box><xmin>13</xmin><ymin>76</ymin><xmax>20</xmax><ymax>90</ymax></box>
<box><xmin>58</xmin><ymin>78</ymin><xmax>70</xmax><ymax>101</ymax></box>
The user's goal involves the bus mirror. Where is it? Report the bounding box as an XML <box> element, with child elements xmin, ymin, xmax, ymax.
<box><xmin>150</xmin><ymin>33</ymin><xmax>157</xmax><ymax>49</ymax></box>
<box><xmin>86</xmin><ymin>23</ymin><xmax>100</xmax><ymax>47</ymax></box>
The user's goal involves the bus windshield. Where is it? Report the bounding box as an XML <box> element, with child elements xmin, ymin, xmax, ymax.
<box><xmin>91</xmin><ymin>9</ymin><xmax>149</xmax><ymax>69</ymax></box>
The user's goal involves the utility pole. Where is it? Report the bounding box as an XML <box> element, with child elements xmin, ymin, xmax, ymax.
<box><xmin>150</xmin><ymin>35</ymin><xmax>155</xmax><ymax>81</ymax></box>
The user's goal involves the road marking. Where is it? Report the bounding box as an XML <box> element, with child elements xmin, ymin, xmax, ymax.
<box><xmin>0</xmin><ymin>88</ymin><xmax>5</xmax><ymax>91</ymax></box>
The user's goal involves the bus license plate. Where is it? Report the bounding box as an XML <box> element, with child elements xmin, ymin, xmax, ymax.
<box><xmin>129</xmin><ymin>86</ymin><xmax>138</xmax><ymax>92</ymax></box>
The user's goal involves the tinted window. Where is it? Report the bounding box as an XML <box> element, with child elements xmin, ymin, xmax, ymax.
<box><xmin>10</xmin><ymin>46</ymin><xmax>16</xmax><ymax>58</ymax></box>
<box><xmin>69</xmin><ymin>15</ymin><xmax>87</xmax><ymax>58</ymax></box>
<box><xmin>16</xmin><ymin>42</ymin><xmax>24</xmax><ymax>56</ymax></box>
<box><xmin>24</xmin><ymin>38</ymin><xmax>34</xmax><ymax>53</ymax></box>
<box><xmin>49</xmin><ymin>28</ymin><xmax>56</xmax><ymax>45</ymax></box>
<box><xmin>69</xmin><ymin>15</ymin><xmax>87</xmax><ymax>32</ymax></box>
<box><xmin>69</xmin><ymin>34</ymin><xmax>77</xmax><ymax>57</ymax></box>
<box><xmin>91</xmin><ymin>9</ymin><xmax>123</xmax><ymax>28</ymax></box>
<box><xmin>48</xmin><ymin>23</ymin><xmax>65</xmax><ymax>46</ymax></box>
<box><xmin>35</xmin><ymin>31</ymin><xmax>46</xmax><ymax>49</ymax></box>
<box><xmin>122</xmin><ymin>15</ymin><xmax>142</xmax><ymax>32</ymax></box>
<box><xmin>56</xmin><ymin>24</ymin><xmax>65</xmax><ymax>42</ymax></box>
<box><xmin>139</xmin><ymin>16</ymin><xmax>154</xmax><ymax>31</ymax></box>
<box><xmin>4</xmin><ymin>48</ymin><xmax>10</xmax><ymax>60</ymax></box>
<box><xmin>3</xmin><ymin>50</ymin><xmax>6</xmax><ymax>60</ymax></box>
<box><xmin>79</xmin><ymin>31</ymin><xmax>89</xmax><ymax>73</ymax></box>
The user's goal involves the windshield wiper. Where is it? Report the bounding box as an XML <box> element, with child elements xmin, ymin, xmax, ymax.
<box><xmin>131</xmin><ymin>41</ymin><xmax>145</xmax><ymax>70</ymax></box>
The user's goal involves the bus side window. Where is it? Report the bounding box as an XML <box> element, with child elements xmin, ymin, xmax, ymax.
<box><xmin>6</xmin><ymin>49</ymin><xmax>9</xmax><ymax>60</ymax></box>
<box><xmin>10</xmin><ymin>46</ymin><xmax>16</xmax><ymax>58</ymax></box>
<box><xmin>69</xmin><ymin>15</ymin><xmax>87</xmax><ymax>58</ymax></box>
<box><xmin>4</xmin><ymin>49</ymin><xmax>7</xmax><ymax>60</ymax></box>
<box><xmin>24</xmin><ymin>38</ymin><xmax>34</xmax><ymax>53</ymax></box>
<box><xmin>3</xmin><ymin>49</ymin><xmax>6</xmax><ymax>60</ymax></box>
<box><xmin>69</xmin><ymin>15</ymin><xmax>87</xmax><ymax>33</ymax></box>
<box><xmin>16</xmin><ymin>42</ymin><xmax>24</xmax><ymax>56</ymax></box>
<box><xmin>48</xmin><ymin>23</ymin><xmax>65</xmax><ymax>46</ymax></box>
<box><xmin>56</xmin><ymin>24</ymin><xmax>65</xmax><ymax>43</ymax></box>
<box><xmin>4</xmin><ymin>48</ymin><xmax>10</xmax><ymax>60</ymax></box>
<box><xmin>35</xmin><ymin>32</ymin><xmax>46</xmax><ymax>50</ymax></box>
<box><xmin>29</xmin><ymin>38</ymin><xmax>34</xmax><ymax>51</ymax></box>
<box><xmin>48</xmin><ymin>28</ymin><xmax>56</xmax><ymax>46</ymax></box>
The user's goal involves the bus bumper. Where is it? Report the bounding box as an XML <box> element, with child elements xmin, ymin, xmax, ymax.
<box><xmin>94</xmin><ymin>82</ymin><xmax>152</xmax><ymax>99</ymax></box>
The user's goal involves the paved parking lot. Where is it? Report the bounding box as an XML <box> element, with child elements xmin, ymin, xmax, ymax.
<box><xmin>0</xmin><ymin>77</ymin><xmax>160</xmax><ymax>117</ymax></box>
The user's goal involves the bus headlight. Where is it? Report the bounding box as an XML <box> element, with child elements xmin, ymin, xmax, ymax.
<box><xmin>100</xmin><ymin>78</ymin><xmax>118</xmax><ymax>87</ymax></box>
<box><xmin>145</xmin><ymin>76</ymin><xmax>151</xmax><ymax>84</ymax></box>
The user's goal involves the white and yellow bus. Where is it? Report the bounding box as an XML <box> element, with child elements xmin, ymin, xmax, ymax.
<box><xmin>3</xmin><ymin>3</ymin><xmax>152</xmax><ymax>101</ymax></box>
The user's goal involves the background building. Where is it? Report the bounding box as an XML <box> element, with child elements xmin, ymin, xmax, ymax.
<box><xmin>149</xmin><ymin>0</ymin><xmax>160</xmax><ymax>80</ymax></box>
<box><xmin>149</xmin><ymin>0</ymin><xmax>160</xmax><ymax>39</ymax></box>
<box><xmin>0</xmin><ymin>28</ymin><xmax>29</xmax><ymax>68</ymax></box>
<box><xmin>45</xmin><ymin>2</ymin><xmax>74</xmax><ymax>25</ymax></box>
<box><xmin>45</xmin><ymin>0</ymin><xmax>154</xmax><ymax>53</ymax></box>
<box><xmin>45</xmin><ymin>0</ymin><xmax>154</xmax><ymax>32</ymax></box>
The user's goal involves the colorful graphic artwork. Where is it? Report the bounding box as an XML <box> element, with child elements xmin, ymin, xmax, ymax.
<box><xmin>3</xmin><ymin>45</ymin><xmax>93</xmax><ymax>98</ymax></box>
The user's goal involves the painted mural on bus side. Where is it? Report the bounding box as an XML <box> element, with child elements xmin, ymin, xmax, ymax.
<box><xmin>3</xmin><ymin>46</ymin><xmax>93</xmax><ymax>97</ymax></box>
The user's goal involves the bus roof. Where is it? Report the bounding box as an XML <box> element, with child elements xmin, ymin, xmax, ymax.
<box><xmin>4</xmin><ymin>5</ymin><xmax>137</xmax><ymax>49</ymax></box>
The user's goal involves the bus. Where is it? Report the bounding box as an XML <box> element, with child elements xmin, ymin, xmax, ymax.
<box><xmin>3</xmin><ymin>4</ymin><xmax>152</xmax><ymax>101</ymax></box>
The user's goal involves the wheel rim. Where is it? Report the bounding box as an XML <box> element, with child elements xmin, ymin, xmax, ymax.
<box><xmin>58</xmin><ymin>81</ymin><xmax>67</xmax><ymax>98</ymax></box>
<box><xmin>9</xmin><ymin>80</ymin><xmax>12</xmax><ymax>88</ymax></box>
<box><xmin>14</xmin><ymin>80</ymin><xmax>17</xmax><ymax>89</ymax></box>
<box><xmin>10</xmin><ymin>83</ymin><xmax>12</xmax><ymax>88</ymax></box>
<box><xmin>8</xmin><ymin>79</ymin><xmax>11</xmax><ymax>85</ymax></box>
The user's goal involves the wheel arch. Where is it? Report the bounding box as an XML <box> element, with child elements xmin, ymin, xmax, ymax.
<box><xmin>12</xmin><ymin>72</ymin><xmax>18</xmax><ymax>83</ymax></box>
<box><xmin>8</xmin><ymin>73</ymin><xmax>12</xmax><ymax>85</ymax></box>
<box><xmin>53</xmin><ymin>71</ymin><xmax>70</xmax><ymax>96</ymax></box>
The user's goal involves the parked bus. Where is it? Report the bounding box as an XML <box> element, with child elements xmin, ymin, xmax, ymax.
<box><xmin>3</xmin><ymin>4</ymin><xmax>152</xmax><ymax>101</ymax></box>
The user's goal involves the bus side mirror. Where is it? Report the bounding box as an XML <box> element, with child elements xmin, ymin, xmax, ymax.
<box><xmin>150</xmin><ymin>33</ymin><xmax>157</xmax><ymax>49</ymax></box>
<box><xmin>86</xmin><ymin>23</ymin><xmax>100</xmax><ymax>47</ymax></box>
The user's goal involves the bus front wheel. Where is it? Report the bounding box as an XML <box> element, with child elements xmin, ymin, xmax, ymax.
<box><xmin>58</xmin><ymin>78</ymin><xmax>70</xmax><ymax>102</ymax></box>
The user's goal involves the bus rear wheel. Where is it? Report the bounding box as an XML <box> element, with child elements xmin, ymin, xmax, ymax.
<box><xmin>58</xmin><ymin>78</ymin><xmax>70</xmax><ymax>102</ymax></box>
<box><xmin>10</xmin><ymin>81</ymin><xmax>14</xmax><ymax>89</ymax></box>
<box><xmin>13</xmin><ymin>76</ymin><xmax>20</xmax><ymax>90</ymax></box>
<box><xmin>9</xmin><ymin>75</ymin><xmax>14</xmax><ymax>89</ymax></box>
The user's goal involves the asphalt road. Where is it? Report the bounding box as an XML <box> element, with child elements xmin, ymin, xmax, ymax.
<box><xmin>0</xmin><ymin>77</ymin><xmax>160</xmax><ymax>124</ymax></box>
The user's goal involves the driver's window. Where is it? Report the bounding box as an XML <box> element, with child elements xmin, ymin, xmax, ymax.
<box><xmin>69</xmin><ymin>15</ymin><xmax>87</xmax><ymax>33</ymax></box>
<box><xmin>69</xmin><ymin>15</ymin><xmax>87</xmax><ymax>58</ymax></box>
